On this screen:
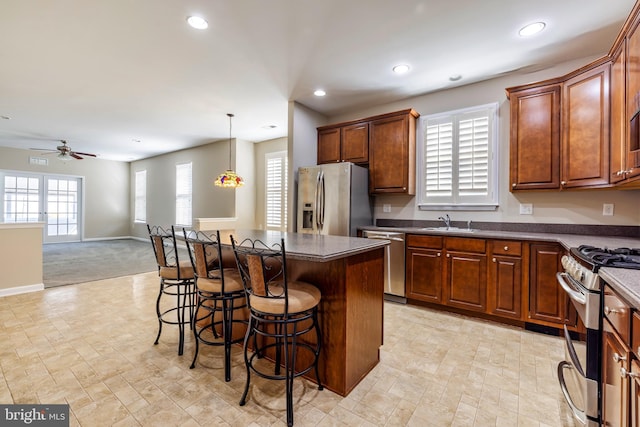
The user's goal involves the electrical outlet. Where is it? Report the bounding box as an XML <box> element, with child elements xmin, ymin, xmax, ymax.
<box><xmin>519</xmin><ymin>203</ymin><xmax>533</xmax><ymax>215</ymax></box>
<box><xmin>603</xmin><ymin>203</ymin><xmax>614</xmax><ymax>216</ymax></box>
<box><xmin>383</xmin><ymin>204</ymin><xmax>391</xmax><ymax>213</ymax></box>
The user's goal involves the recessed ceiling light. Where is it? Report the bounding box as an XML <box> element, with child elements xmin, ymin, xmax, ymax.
<box><xmin>449</xmin><ymin>75</ymin><xmax>462</xmax><ymax>82</ymax></box>
<box><xmin>187</xmin><ymin>16</ymin><xmax>208</xmax><ymax>30</ymax></box>
<box><xmin>314</xmin><ymin>89</ymin><xmax>326</xmax><ymax>97</ymax></box>
<box><xmin>262</xmin><ymin>125</ymin><xmax>277</xmax><ymax>129</ymax></box>
<box><xmin>392</xmin><ymin>64</ymin><xmax>410</xmax><ymax>74</ymax></box>
<box><xmin>518</xmin><ymin>22</ymin><xmax>546</xmax><ymax>37</ymax></box>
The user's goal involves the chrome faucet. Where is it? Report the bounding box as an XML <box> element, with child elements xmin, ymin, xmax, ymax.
<box><xmin>438</xmin><ymin>214</ymin><xmax>451</xmax><ymax>229</ymax></box>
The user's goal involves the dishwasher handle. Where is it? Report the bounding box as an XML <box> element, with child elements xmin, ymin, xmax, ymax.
<box><xmin>363</xmin><ymin>231</ymin><xmax>405</xmax><ymax>242</ymax></box>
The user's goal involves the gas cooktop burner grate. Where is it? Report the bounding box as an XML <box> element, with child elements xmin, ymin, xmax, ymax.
<box><xmin>576</xmin><ymin>245</ymin><xmax>640</xmax><ymax>270</ymax></box>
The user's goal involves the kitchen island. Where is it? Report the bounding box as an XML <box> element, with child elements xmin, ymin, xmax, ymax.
<box><xmin>214</xmin><ymin>229</ymin><xmax>388</xmax><ymax>397</ymax></box>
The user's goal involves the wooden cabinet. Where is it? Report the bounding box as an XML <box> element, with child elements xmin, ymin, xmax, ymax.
<box><xmin>317</xmin><ymin>127</ymin><xmax>341</xmax><ymax>164</ymax></box>
<box><xmin>612</xmin><ymin>42</ymin><xmax>628</xmax><ymax>184</ymax></box>
<box><xmin>406</xmin><ymin>235</ymin><xmax>444</xmax><ymax>303</ymax></box>
<box><xmin>444</xmin><ymin>237</ymin><xmax>487</xmax><ymax>313</ymax></box>
<box><xmin>528</xmin><ymin>243</ymin><xmax>576</xmax><ymax>327</ymax></box>
<box><xmin>317</xmin><ymin>121</ymin><xmax>368</xmax><ymax>165</ymax></box>
<box><xmin>561</xmin><ymin>63</ymin><xmax>610</xmax><ymax>188</ymax></box>
<box><xmin>601</xmin><ymin>285</ymin><xmax>632</xmax><ymax>427</ymax></box>
<box><xmin>508</xmin><ymin>84</ymin><xmax>561</xmax><ymax>190</ymax></box>
<box><xmin>487</xmin><ymin>240</ymin><xmax>523</xmax><ymax>320</ymax></box>
<box><xmin>369</xmin><ymin>109</ymin><xmax>418</xmax><ymax>195</ymax></box>
<box><xmin>626</xmin><ymin>16</ymin><xmax>640</xmax><ymax>182</ymax></box>
<box><xmin>406</xmin><ymin>234</ymin><xmax>522</xmax><ymax>320</ymax></box>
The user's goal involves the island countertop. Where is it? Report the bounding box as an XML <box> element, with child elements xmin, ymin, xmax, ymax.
<box><xmin>204</xmin><ymin>229</ymin><xmax>389</xmax><ymax>262</ymax></box>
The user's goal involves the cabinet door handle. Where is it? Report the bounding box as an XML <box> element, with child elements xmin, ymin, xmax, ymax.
<box><xmin>622</xmin><ymin>367</ymin><xmax>639</xmax><ymax>378</ymax></box>
<box><xmin>604</xmin><ymin>306</ymin><xmax>625</xmax><ymax>316</ymax></box>
<box><xmin>626</xmin><ymin>169</ymin><xmax>635</xmax><ymax>174</ymax></box>
<box><xmin>613</xmin><ymin>352</ymin><xmax>627</xmax><ymax>363</ymax></box>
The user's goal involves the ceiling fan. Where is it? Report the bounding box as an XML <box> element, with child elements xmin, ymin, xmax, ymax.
<box><xmin>30</xmin><ymin>140</ymin><xmax>97</xmax><ymax>160</ymax></box>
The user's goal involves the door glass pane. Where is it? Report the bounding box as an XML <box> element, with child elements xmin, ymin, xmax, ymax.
<box><xmin>46</xmin><ymin>178</ymin><xmax>79</xmax><ymax>237</ymax></box>
<box><xmin>3</xmin><ymin>174</ymin><xmax>40</xmax><ymax>222</ymax></box>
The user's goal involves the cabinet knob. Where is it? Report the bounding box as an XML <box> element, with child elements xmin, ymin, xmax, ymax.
<box><xmin>613</xmin><ymin>352</ymin><xmax>627</xmax><ymax>363</ymax></box>
<box><xmin>616</xmin><ymin>170</ymin><xmax>624</xmax><ymax>176</ymax></box>
<box><xmin>492</xmin><ymin>257</ymin><xmax>497</xmax><ymax>263</ymax></box>
<box><xmin>621</xmin><ymin>367</ymin><xmax>639</xmax><ymax>378</ymax></box>
<box><xmin>512</xmin><ymin>183</ymin><xmax>516</xmax><ymax>188</ymax></box>
<box><xmin>446</xmin><ymin>253</ymin><xmax>450</xmax><ymax>258</ymax></box>
<box><xmin>561</xmin><ymin>181</ymin><xmax>566</xmax><ymax>186</ymax></box>
<box><xmin>503</xmin><ymin>246</ymin><xmax>509</xmax><ymax>251</ymax></box>
<box><xmin>626</xmin><ymin>169</ymin><xmax>634</xmax><ymax>174</ymax></box>
<box><xmin>437</xmin><ymin>252</ymin><xmax>441</xmax><ymax>257</ymax></box>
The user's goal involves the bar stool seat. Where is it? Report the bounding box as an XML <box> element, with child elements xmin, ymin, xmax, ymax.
<box><xmin>249</xmin><ymin>281</ymin><xmax>320</xmax><ymax>314</ymax></box>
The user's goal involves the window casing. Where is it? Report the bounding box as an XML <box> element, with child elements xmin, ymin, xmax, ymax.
<box><xmin>134</xmin><ymin>170</ymin><xmax>146</xmax><ymax>223</ymax></box>
<box><xmin>265</xmin><ymin>151</ymin><xmax>288</xmax><ymax>231</ymax></box>
<box><xmin>417</xmin><ymin>102</ymin><xmax>499</xmax><ymax>210</ymax></box>
<box><xmin>175</xmin><ymin>163</ymin><xmax>192</xmax><ymax>226</ymax></box>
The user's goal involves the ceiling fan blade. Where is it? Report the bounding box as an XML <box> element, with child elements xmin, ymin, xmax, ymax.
<box><xmin>70</xmin><ymin>153</ymin><xmax>84</xmax><ymax>160</ymax></box>
<box><xmin>29</xmin><ymin>148</ymin><xmax>58</xmax><ymax>152</ymax></box>
<box><xmin>72</xmin><ymin>151</ymin><xmax>96</xmax><ymax>157</ymax></box>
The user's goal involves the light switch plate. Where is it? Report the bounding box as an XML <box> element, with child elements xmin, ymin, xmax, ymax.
<box><xmin>603</xmin><ymin>203</ymin><xmax>614</xmax><ymax>216</ymax></box>
<box><xmin>383</xmin><ymin>204</ymin><xmax>391</xmax><ymax>213</ymax></box>
<box><xmin>519</xmin><ymin>203</ymin><xmax>533</xmax><ymax>215</ymax></box>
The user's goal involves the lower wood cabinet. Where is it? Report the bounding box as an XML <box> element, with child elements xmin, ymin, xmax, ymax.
<box><xmin>406</xmin><ymin>235</ymin><xmax>443</xmax><ymax>303</ymax></box>
<box><xmin>488</xmin><ymin>241</ymin><xmax>523</xmax><ymax>320</ymax></box>
<box><xmin>406</xmin><ymin>235</ymin><xmax>518</xmax><ymax>320</ymax></box>
<box><xmin>603</xmin><ymin>318</ymin><xmax>630</xmax><ymax>427</ymax></box>
<box><xmin>445</xmin><ymin>237</ymin><xmax>487</xmax><ymax>313</ymax></box>
<box><xmin>528</xmin><ymin>242</ymin><xmax>578</xmax><ymax>328</ymax></box>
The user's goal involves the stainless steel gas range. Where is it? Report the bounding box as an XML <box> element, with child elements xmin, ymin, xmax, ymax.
<box><xmin>557</xmin><ymin>245</ymin><xmax>640</xmax><ymax>426</ymax></box>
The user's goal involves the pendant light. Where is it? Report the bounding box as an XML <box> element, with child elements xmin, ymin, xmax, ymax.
<box><xmin>215</xmin><ymin>113</ymin><xmax>245</xmax><ymax>188</ymax></box>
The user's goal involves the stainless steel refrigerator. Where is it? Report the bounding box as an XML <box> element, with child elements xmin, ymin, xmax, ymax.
<box><xmin>296</xmin><ymin>162</ymin><xmax>372</xmax><ymax>237</ymax></box>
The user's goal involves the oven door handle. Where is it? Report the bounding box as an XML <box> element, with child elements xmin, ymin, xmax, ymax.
<box><xmin>556</xmin><ymin>272</ymin><xmax>587</xmax><ymax>306</ymax></box>
<box><xmin>557</xmin><ymin>361</ymin><xmax>587</xmax><ymax>425</ymax></box>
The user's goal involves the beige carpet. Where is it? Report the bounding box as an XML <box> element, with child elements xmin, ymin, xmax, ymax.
<box><xmin>43</xmin><ymin>239</ymin><xmax>158</xmax><ymax>287</ymax></box>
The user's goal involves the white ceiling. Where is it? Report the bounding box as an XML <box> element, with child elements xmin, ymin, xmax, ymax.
<box><xmin>0</xmin><ymin>0</ymin><xmax>635</xmax><ymax>161</ymax></box>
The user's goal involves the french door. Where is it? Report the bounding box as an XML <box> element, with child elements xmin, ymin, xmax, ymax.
<box><xmin>1</xmin><ymin>171</ymin><xmax>83</xmax><ymax>243</ymax></box>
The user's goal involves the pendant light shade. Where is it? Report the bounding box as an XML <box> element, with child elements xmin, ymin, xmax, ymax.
<box><xmin>215</xmin><ymin>113</ymin><xmax>245</xmax><ymax>188</ymax></box>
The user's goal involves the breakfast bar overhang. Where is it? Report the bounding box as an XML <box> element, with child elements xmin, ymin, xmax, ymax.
<box><xmin>217</xmin><ymin>229</ymin><xmax>388</xmax><ymax>397</ymax></box>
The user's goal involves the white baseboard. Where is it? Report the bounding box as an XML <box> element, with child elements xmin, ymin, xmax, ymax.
<box><xmin>0</xmin><ymin>283</ymin><xmax>44</xmax><ymax>297</ymax></box>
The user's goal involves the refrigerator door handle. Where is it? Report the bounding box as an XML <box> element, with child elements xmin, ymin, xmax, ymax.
<box><xmin>314</xmin><ymin>171</ymin><xmax>322</xmax><ymax>231</ymax></box>
<box><xmin>318</xmin><ymin>171</ymin><xmax>325</xmax><ymax>231</ymax></box>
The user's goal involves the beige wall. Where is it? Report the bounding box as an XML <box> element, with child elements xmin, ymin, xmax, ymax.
<box><xmin>0</xmin><ymin>146</ymin><xmax>130</xmax><ymax>238</ymax></box>
<box><xmin>321</xmin><ymin>55</ymin><xmax>640</xmax><ymax>226</ymax></box>
<box><xmin>0</xmin><ymin>223</ymin><xmax>43</xmax><ymax>293</ymax></box>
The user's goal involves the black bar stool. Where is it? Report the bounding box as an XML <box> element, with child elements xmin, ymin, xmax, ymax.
<box><xmin>147</xmin><ymin>225</ymin><xmax>195</xmax><ymax>356</ymax></box>
<box><xmin>184</xmin><ymin>229</ymin><xmax>247</xmax><ymax>381</ymax></box>
<box><xmin>231</xmin><ymin>236</ymin><xmax>323</xmax><ymax>427</ymax></box>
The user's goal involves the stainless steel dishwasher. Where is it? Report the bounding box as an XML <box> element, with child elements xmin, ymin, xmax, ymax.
<box><xmin>362</xmin><ymin>230</ymin><xmax>406</xmax><ymax>303</ymax></box>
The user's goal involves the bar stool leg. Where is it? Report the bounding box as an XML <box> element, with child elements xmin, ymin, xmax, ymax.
<box><xmin>239</xmin><ymin>316</ymin><xmax>255</xmax><ymax>406</ymax></box>
<box><xmin>154</xmin><ymin>280</ymin><xmax>164</xmax><ymax>345</ymax></box>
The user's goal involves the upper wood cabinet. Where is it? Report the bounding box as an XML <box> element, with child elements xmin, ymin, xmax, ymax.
<box><xmin>317</xmin><ymin>108</ymin><xmax>419</xmax><ymax>194</ymax></box>
<box><xmin>507</xmin><ymin>62</ymin><xmax>610</xmax><ymax>191</ymax></box>
<box><xmin>561</xmin><ymin>63</ymin><xmax>610</xmax><ymax>189</ymax></box>
<box><xmin>625</xmin><ymin>15</ymin><xmax>640</xmax><ymax>181</ymax></box>
<box><xmin>369</xmin><ymin>109</ymin><xmax>418</xmax><ymax>195</ymax></box>
<box><xmin>611</xmin><ymin>41</ymin><xmax>628</xmax><ymax>184</ymax></box>
<box><xmin>317</xmin><ymin>121</ymin><xmax>368</xmax><ymax>165</ymax></box>
<box><xmin>508</xmin><ymin>84</ymin><xmax>561</xmax><ymax>191</ymax></box>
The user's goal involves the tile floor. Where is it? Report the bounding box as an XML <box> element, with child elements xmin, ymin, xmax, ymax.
<box><xmin>0</xmin><ymin>272</ymin><xmax>578</xmax><ymax>426</ymax></box>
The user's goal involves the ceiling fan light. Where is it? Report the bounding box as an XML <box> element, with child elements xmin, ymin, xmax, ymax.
<box><xmin>57</xmin><ymin>152</ymin><xmax>72</xmax><ymax>162</ymax></box>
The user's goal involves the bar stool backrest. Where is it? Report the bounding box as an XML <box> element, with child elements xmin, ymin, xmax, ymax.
<box><xmin>231</xmin><ymin>237</ymin><xmax>288</xmax><ymax>311</ymax></box>
<box><xmin>184</xmin><ymin>230</ymin><xmax>226</xmax><ymax>283</ymax></box>
<box><xmin>147</xmin><ymin>225</ymin><xmax>179</xmax><ymax>269</ymax></box>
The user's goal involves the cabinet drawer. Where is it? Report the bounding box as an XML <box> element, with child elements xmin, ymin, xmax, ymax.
<box><xmin>445</xmin><ymin>237</ymin><xmax>486</xmax><ymax>253</ymax></box>
<box><xmin>406</xmin><ymin>234</ymin><xmax>443</xmax><ymax>249</ymax></box>
<box><xmin>632</xmin><ymin>312</ymin><xmax>640</xmax><ymax>356</ymax></box>
<box><xmin>604</xmin><ymin>285</ymin><xmax>630</xmax><ymax>343</ymax></box>
<box><xmin>490</xmin><ymin>240</ymin><xmax>522</xmax><ymax>256</ymax></box>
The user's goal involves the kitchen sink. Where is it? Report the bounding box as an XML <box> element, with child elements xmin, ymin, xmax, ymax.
<box><xmin>421</xmin><ymin>226</ymin><xmax>476</xmax><ymax>233</ymax></box>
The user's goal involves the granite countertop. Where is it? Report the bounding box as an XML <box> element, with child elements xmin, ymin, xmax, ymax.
<box><xmin>195</xmin><ymin>229</ymin><xmax>388</xmax><ymax>262</ymax></box>
<box><xmin>361</xmin><ymin>225</ymin><xmax>640</xmax><ymax>307</ymax></box>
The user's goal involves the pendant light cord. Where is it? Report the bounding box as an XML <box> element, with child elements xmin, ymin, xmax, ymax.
<box><xmin>227</xmin><ymin>113</ymin><xmax>234</xmax><ymax>169</ymax></box>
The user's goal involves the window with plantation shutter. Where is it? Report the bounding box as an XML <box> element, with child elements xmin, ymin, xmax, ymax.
<box><xmin>175</xmin><ymin>162</ymin><xmax>192</xmax><ymax>226</ymax></box>
<box><xmin>265</xmin><ymin>151</ymin><xmax>287</xmax><ymax>231</ymax></box>
<box><xmin>418</xmin><ymin>103</ymin><xmax>498</xmax><ymax>210</ymax></box>
<box><xmin>134</xmin><ymin>170</ymin><xmax>146</xmax><ymax>223</ymax></box>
